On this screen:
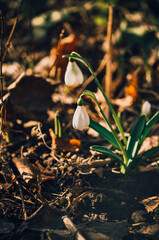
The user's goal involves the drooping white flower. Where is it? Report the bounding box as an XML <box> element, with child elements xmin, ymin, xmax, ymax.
<box><xmin>64</xmin><ymin>61</ymin><xmax>84</xmax><ymax>86</ymax></box>
<box><xmin>141</xmin><ymin>101</ymin><xmax>151</xmax><ymax>116</ymax></box>
<box><xmin>72</xmin><ymin>105</ymin><xmax>90</xmax><ymax>131</ymax></box>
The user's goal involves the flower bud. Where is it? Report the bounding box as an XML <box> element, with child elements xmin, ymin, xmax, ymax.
<box><xmin>141</xmin><ymin>101</ymin><xmax>151</xmax><ymax>116</ymax></box>
<box><xmin>72</xmin><ymin>105</ymin><xmax>90</xmax><ymax>131</ymax></box>
<box><xmin>64</xmin><ymin>61</ymin><xmax>84</xmax><ymax>86</ymax></box>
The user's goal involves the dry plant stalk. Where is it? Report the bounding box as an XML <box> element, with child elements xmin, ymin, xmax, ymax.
<box><xmin>105</xmin><ymin>5</ymin><xmax>113</xmax><ymax>119</ymax></box>
<box><xmin>0</xmin><ymin>10</ymin><xmax>5</xmax><ymax>139</ymax></box>
<box><xmin>48</xmin><ymin>29</ymin><xmax>65</xmax><ymax>77</ymax></box>
<box><xmin>2</xmin><ymin>0</ymin><xmax>23</xmax><ymax>64</ymax></box>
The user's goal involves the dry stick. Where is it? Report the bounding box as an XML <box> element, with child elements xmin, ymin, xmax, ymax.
<box><xmin>2</xmin><ymin>0</ymin><xmax>23</xmax><ymax>64</ymax></box>
<box><xmin>48</xmin><ymin>29</ymin><xmax>65</xmax><ymax>77</ymax></box>
<box><xmin>29</xmin><ymin>0</ymin><xmax>35</xmax><ymax>69</ymax></box>
<box><xmin>105</xmin><ymin>5</ymin><xmax>113</xmax><ymax>119</ymax></box>
<box><xmin>0</xmin><ymin>10</ymin><xmax>4</xmax><ymax>135</ymax></box>
<box><xmin>62</xmin><ymin>216</ymin><xmax>87</xmax><ymax>240</ymax></box>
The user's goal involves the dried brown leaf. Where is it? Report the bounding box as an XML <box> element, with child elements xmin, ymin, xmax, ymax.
<box><xmin>140</xmin><ymin>196</ymin><xmax>159</xmax><ymax>213</ymax></box>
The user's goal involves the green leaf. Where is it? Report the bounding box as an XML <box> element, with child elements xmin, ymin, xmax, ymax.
<box><xmin>140</xmin><ymin>111</ymin><xmax>159</xmax><ymax>146</ymax></box>
<box><xmin>140</xmin><ymin>146</ymin><xmax>159</xmax><ymax>159</ymax></box>
<box><xmin>130</xmin><ymin>146</ymin><xmax>159</xmax><ymax>170</ymax></box>
<box><xmin>127</xmin><ymin>115</ymin><xmax>146</xmax><ymax>159</ymax></box>
<box><xmin>90</xmin><ymin>145</ymin><xmax>124</xmax><ymax>165</ymax></box>
<box><xmin>89</xmin><ymin>119</ymin><xmax>120</xmax><ymax>150</ymax></box>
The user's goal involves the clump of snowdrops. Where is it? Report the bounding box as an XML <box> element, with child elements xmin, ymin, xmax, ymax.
<box><xmin>63</xmin><ymin>52</ymin><xmax>159</xmax><ymax>174</ymax></box>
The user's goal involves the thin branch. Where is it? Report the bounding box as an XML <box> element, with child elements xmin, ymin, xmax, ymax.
<box><xmin>0</xmin><ymin>10</ymin><xmax>5</xmax><ymax>142</ymax></box>
<box><xmin>105</xmin><ymin>5</ymin><xmax>113</xmax><ymax>119</ymax></box>
<box><xmin>48</xmin><ymin>29</ymin><xmax>65</xmax><ymax>77</ymax></box>
<box><xmin>2</xmin><ymin>0</ymin><xmax>23</xmax><ymax>64</ymax></box>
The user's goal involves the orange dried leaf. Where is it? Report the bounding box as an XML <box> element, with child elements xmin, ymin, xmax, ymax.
<box><xmin>125</xmin><ymin>74</ymin><xmax>139</xmax><ymax>103</ymax></box>
<box><xmin>69</xmin><ymin>139</ymin><xmax>81</xmax><ymax>149</ymax></box>
<box><xmin>50</xmin><ymin>34</ymin><xmax>78</xmax><ymax>79</ymax></box>
<box><xmin>49</xmin><ymin>128</ymin><xmax>81</xmax><ymax>152</ymax></box>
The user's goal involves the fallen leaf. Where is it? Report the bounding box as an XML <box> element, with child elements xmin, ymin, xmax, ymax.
<box><xmin>140</xmin><ymin>196</ymin><xmax>159</xmax><ymax>213</ymax></box>
<box><xmin>8</xmin><ymin>74</ymin><xmax>60</xmax><ymax>121</ymax></box>
<box><xmin>125</xmin><ymin>68</ymin><xmax>140</xmax><ymax>103</ymax></box>
<box><xmin>12</xmin><ymin>157</ymin><xmax>34</xmax><ymax>183</ymax></box>
<box><xmin>112</xmin><ymin>95</ymin><xmax>134</xmax><ymax>111</ymax></box>
<box><xmin>69</xmin><ymin>139</ymin><xmax>81</xmax><ymax>149</ymax></box>
<box><xmin>49</xmin><ymin>128</ymin><xmax>81</xmax><ymax>152</ymax></box>
<box><xmin>12</xmin><ymin>157</ymin><xmax>55</xmax><ymax>183</ymax></box>
<box><xmin>49</xmin><ymin>34</ymin><xmax>78</xmax><ymax>80</ymax></box>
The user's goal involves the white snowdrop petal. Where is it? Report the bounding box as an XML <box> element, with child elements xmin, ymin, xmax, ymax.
<box><xmin>72</xmin><ymin>106</ymin><xmax>81</xmax><ymax>129</ymax></box>
<box><xmin>72</xmin><ymin>106</ymin><xmax>90</xmax><ymax>131</ymax></box>
<box><xmin>73</xmin><ymin>106</ymin><xmax>85</xmax><ymax>130</ymax></box>
<box><xmin>82</xmin><ymin>106</ymin><xmax>90</xmax><ymax>127</ymax></box>
<box><xmin>142</xmin><ymin>101</ymin><xmax>151</xmax><ymax>115</ymax></box>
<box><xmin>72</xmin><ymin>106</ymin><xmax>81</xmax><ymax>128</ymax></box>
<box><xmin>64</xmin><ymin>62</ymin><xmax>76</xmax><ymax>86</ymax></box>
<box><xmin>73</xmin><ymin>62</ymin><xmax>84</xmax><ymax>84</ymax></box>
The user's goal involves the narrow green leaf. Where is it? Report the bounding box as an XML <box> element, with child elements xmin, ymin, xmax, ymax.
<box><xmin>129</xmin><ymin>146</ymin><xmax>159</xmax><ymax>170</ymax></box>
<box><xmin>90</xmin><ymin>145</ymin><xmax>124</xmax><ymax>165</ymax></box>
<box><xmin>127</xmin><ymin>115</ymin><xmax>146</xmax><ymax>159</ymax></box>
<box><xmin>89</xmin><ymin>119</ymin><xmax>120</xmax><ymax>150</ymax></box>
<box><xmin>140</xmin><ymin>146</ymin><xmax>159</xmax><ymax>159</ymax></box>
<box><xmin>140</xmin><ymin>111</ymin><xmax>159</xmax><ymax>146</ymax></box>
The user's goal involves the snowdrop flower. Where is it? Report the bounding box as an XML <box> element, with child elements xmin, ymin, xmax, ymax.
<box><xmin>72</xmin><ymin>105</ymin><xmax>90</xmax><ymax>131</ymax></box>
<box><xmin>141</xmin><ymin>101</ymin><xmax>151</xmax><ymax>116</ymax></box>
<box><xmin>64</xmin><ymin>61</ymin><xmax>84</xmax><ymax>86</ymax></box>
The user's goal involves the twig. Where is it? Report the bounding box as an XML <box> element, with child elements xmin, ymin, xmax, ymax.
<box><xmin>138</xmin><ymin>88</ymin><xmax>159</xmax><ymax>100</ymax></box>
<box><xmin>21</xmin><ymin>184</ymin><xmax>42</xmax><ymax>203</ymax></box>
<box><xmin>2</xmin><ymin>0</ymin><xmax>23</xmax><ymax>64</ymax></box>
<box><xmin>48</xmin><ymin>29</ymin><xmax>65</xmax><ymax>76</ymax></box>
<box><xmin>0</xmin><ymin>10</ymin><xmax>4</xmax><ymax>103</ymax></box>
<box><xmin>0</xmin><ymin>10</ymin><xmax>5</xmax><ymax>137</ymax></box>
<box><xmin>105</xmin><ymin>5</ymin><xmax>113</xmax><ymax>119</ymax></box>
<box><xmin>29</xmin><ymin>0</ymin><xmax>35</xmax><ymax>69</ymax></box>
<box><xmin>62</xmin><ymin>215</ymin><xmax>87</xmax><ymax>240</ymax></box>
<box><xmin>37</xmin><ymin>174</ymin><xmax>44</xmax><ymax>204</ymax></box>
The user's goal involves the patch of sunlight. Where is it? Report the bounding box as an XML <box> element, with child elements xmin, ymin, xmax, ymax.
<box><xmin>120</xmin><ymin>20</ymin><xmax>128</xmax><ymax>31</ymax></box>
<box><xmin>127</xmin><ymin>26</ymin><xmax>147</xmax><ymax>36</ymax></box>
<box><xmin>125</xmin><ymin>12</ymin><xmax>143</xmax><ymax>22</ymax></box>
<box><xmin>51</xmin><ymin>11</ymin><xmax>62</xmax><ymax>22</ymax></box>
<box><xmin>156</xmin><ymin>31</ymin><xmax>159</xmax><ymax>39</ymax></box>
<box><xmin>32</xmin><ymin>14</ymin><xmax>46</xmax><ymax>26</ymax></box>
